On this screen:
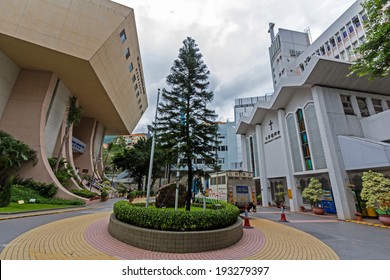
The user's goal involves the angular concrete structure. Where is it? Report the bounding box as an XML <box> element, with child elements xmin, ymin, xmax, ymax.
<box><xmin>0</xmin><ymin>0</ymin><xmax>147</xmax><ymax>200</ymax></box>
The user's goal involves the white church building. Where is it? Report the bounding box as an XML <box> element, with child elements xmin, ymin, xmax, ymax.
<box><xmin>236</xmin><ymin>0</ymin><xmax>390</xmax><ymax>220</ymax></box>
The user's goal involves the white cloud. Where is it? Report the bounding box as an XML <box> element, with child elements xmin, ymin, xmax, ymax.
<box><xmin>113</xmin><ymin>0</ymin><xmax>357</xmax><ymax>133</ymax></box>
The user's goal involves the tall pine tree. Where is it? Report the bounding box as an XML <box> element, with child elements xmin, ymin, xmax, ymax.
<box><xmin>156</xmin><ymin>37</ymin><xmax>219</xmax><ymax>211</ymax></box>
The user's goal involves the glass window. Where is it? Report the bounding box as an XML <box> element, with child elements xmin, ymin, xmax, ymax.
<box><xmin>343</xmin><ymin>30</ymin><xmax>348</xmax><ymax>38</ymax></box>
<box><xmin>348</xmin><ymin>25</ymin><xmax>354</xmax><ymax>33</ymax></box>
<box><xmin>356</xmin><ymin>97</ymin><xmax>369</xmax><ymax>117</ymax></box>
<box><xmin>119</xmin><ymin>29</ymin><xmax>127</xmax><ymax>43</ymax></box>
<box><xmin>125</xmin><ymin>48</ymin><xmax>130</xmax><ymax>59</ymax></box>
<box><xmin>296</xmin><ymin>109</ymin><xmax>312</xmax><ymax>171</ymax></box>
<box><xmin>132</xmin><ymin>75</ymin><xmax>136</xmax><ymax>83</ymax></box>
<box><xmin>128</xmin><ymin>62</ymin><xmax>134</xmax><ymax>72</ymax></box>
<box><xmin>372</xmin><ymin>99</ymin><xmax>383</xmax><ymax>113</ymax></box>
<box><xmin>340</xmin><ymin>95</ymin><xmax>354</xmax><ymax>115</ymax></box>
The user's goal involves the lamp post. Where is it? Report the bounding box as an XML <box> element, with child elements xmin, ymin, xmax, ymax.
<box><xmin>145</xmin><ymin>89</ymin><xmax>160</xmax><ymax>208</ymax></box>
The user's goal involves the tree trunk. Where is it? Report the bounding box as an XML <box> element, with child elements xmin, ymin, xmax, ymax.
<box><xmin>186</xmin><ymin>157</ymin><xmax>193</xmax><ymax>211</ymax></box>
<box><xmin>54</xmin><ymin>125</ymin><xmax>70</xmax><ymax>173</ymax></box>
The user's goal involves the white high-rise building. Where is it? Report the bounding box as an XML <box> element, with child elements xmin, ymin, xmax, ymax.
<box><xmin>236</xmin><ymin>0</ymin><xmax>390</xmax><ymax>220</ymax></box>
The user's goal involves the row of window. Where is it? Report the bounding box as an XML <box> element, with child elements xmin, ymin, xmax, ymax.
<box><xmin>299</xmin><ymin>12</ymin><xmax>367</xmax><ymax>73</ymax></box>
<box><xmin>210</xmin><ymin>176</ymin><xmax>226</xmax><ymax>185</ymax></box>
<box><xmin>341</xmin><ymin>95</ymin><xmax>390</xmax><ymax>117</ymax></box>
<box><xmin>120</xmin><ymin>28</ymin><xmax>144</xmax><ymax>116</ymax></box>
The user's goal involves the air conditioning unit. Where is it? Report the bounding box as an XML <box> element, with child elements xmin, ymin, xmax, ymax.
<box><xmin>289</xmin><ymin>49</ymin><xmax>296</xmax><ymax>56</ymax></box>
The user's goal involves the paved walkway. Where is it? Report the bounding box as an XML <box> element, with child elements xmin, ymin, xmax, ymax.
<box><xmin>0</xmin><ymin>210</ymin><xmax>339</xmax><ymax>260</ymax></box>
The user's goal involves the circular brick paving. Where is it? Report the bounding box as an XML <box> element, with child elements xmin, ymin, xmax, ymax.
<box><xmin>84</xmin><ymin>218</ymin><xmax>266</xmax><ymax>259</ymax></box>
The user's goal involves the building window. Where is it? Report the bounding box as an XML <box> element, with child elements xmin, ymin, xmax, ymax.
<box><xmin>125</xmin><ymin>48</ymin><xmax>130</xmax><ymax>59</ymax></box>
<box><xmin>356</xmin><ymin>97</ymin><xmax>369</xmax><ymax>117</ymax></box>
<box><xmin>128</xmin><ymin>62</ymin><xmax>134</xmax><ymax>72</ymax></box>
<box><xmin>330</xmin><ymin>38</ymin><xmax>336</xmax><ymax>47</ymax></box>
<box><xmin>340</xmin><ymin>95</ymin><xmax>354</xmax><ymax>115</ymax></box>
<box><xmin>132</xmin><ymin>75</ymin><xmax>136</xmax><ymax>83</ymax></box>
<box><xmin>296</xmin><ymin>109</ymin><xmax>313</xmax><ymax>171</ymax></box>
<box><xmin>136</xmin><ymin>91</ymin><xmax>140</xmax><ymax>98</ymax></box>
<box><xmin>134</xmin><ymin>83</ymin><xmax>138</xmax><ymax>91</ymax></box>
<box><xmin>120</xmin><ymin>29</ymin><xmax>127</xmax><ymax>43</ymax></box>
<box><xmin>353</xmin><ymin>16</ymin><xmax>361</xmax><ymax>28</ymax></box>
<box><xmin>348</xmin><ymin>25</ymin><xmax>354</xmax><ymax>33</ymax></box>
<box><xmin>372</xmin><ymin>99</ymin><xmax>383</xmax><ymax>113</ymax></box>
<box><xmin>336</xmin><ymin>34</ymin><xmax>341</xmax><ymax>43</ymax></box>
<box><xmin>387</xmin><ymin>100</ymin><xmax>390</xmax><ymax>110</ymax></box>
<box><xmin>361</xmin><ymin>13</ymin><xmax>368</xmax><ymax>22</ymax></box>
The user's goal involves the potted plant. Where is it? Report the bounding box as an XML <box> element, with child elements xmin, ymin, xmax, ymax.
<box><xmin>302</xmin><ymin>177</ymin><xmax>324</xmax><ymax>215</ymax></box>
<box><xmin>360</xmin><ymin>170</ymin><xmax>390</xmax><ymax>226</ymax></box>
<box><xmin>274</xmin><ymin>184</ymin><xmax>285</xmax><ymax>208</ymax></box>
<box><xmin>355</xmin><ymin>212</ymin><xmax>363</xmax><ymax>221</ymax></box>
<box><xmin>257</xmin><ymin>193</ymin><xmax>262</xmax><ymax>205</ymax></box>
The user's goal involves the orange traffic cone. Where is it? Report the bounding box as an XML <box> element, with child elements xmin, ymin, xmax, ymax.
<box><xmin>243</xmin><ymin>205</ymin><xmax>253</xmax><ymax>228</ymax></box>
<box><xmin>279</xmin><ymin>205</ymin><xmax>288</xmax><ymax>222</ymax></box>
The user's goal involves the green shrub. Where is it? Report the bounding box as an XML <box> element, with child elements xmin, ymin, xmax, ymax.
<box><xmin>113</xmin><ymin>201</ymin><xmax>240</xmax><ymax>231</ymax></box>
<box><xmin>11</xmin><ymin>185</ymin><xmax>84</xmax><ymax>206</ymax></box>
<box><xmin>13</xmin><ymin>177</ymin><xmax>57</xmax><ymax>197</ymax></box>
<box><xmin>0</xmin><ymin>176</ymin><xmax>13</xmax><ymax>207</ymax></box>
<box><xmin>70</xmin><ymin>189</ymin><xmax>96</xmax><ymax>198</ymax></box>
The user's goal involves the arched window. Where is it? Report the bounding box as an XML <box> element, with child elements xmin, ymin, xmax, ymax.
<box><xmin>296</xmin><ymin>109</ymin><xmax>313</xmax><ymax>170</ymax></box>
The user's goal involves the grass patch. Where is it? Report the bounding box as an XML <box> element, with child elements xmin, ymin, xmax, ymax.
<box><xmin>0</xmin><ymin>202</ymin><xmax>79</xmax><ymax>213</ymax></box>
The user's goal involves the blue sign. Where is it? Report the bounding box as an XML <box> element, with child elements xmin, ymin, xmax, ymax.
<box><xmin>236</xmin><ymin>186</ymin><xmax>249</xmax><ymax>194</ymax></box>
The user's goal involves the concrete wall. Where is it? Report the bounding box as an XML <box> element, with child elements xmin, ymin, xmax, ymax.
<box><xmin>0</xmin><ymin>70</ymin><xmax>86</xmax><ymax>201</ymax></box>
<box><xmin>108</xmin><ymin>214</ymin><xmax>243</xmax><ymax>253</ymax></box>
<box><xmin>0</xmin><ymin>51</ymin><xmax>19</xmax><ymax>119</ymax></box>
<box><xmin>44</xmin><ymin>80</ymin><xmax>71</xmax><ymax>158</ymax></box>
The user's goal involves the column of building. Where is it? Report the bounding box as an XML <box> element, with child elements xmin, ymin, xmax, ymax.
<box><xmin>255</xmin><ymin>124</ymin><xmax>271</xmax><ymax>206</ymax></box>
<box><xmin>312</xmin><ymin>86</ymin><xmax>356</xmax><ymax>220</ymax></box>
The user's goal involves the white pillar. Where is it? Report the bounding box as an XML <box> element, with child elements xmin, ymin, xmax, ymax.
<box><xmin>255</xmin><ymin>124</ymin><xmax>271</xmax><ymax>207</ymax></box>
<box><xmin>312</xmin><ymin>86</ymin><xmax>356</xmax><ymax>220</ymax></box>
<box><xmin>277</xmin><ymin>109</ymin><xmax>299</xmax><ymax>211</ymax></box>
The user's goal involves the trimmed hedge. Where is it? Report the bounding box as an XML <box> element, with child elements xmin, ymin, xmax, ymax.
<box><xmin>113</xmin><ymin>200</ymin><xmax>240</xmax><ymax>231</ymax></box>
<box><xmin>71</xmin><ymin>189</ymin><xmax>97</xmax><ymax>198</ymax></box>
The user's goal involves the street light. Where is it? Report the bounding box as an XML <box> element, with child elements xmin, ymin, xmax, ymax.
<box><xmin>145</xmin><ymin>89</ymin><xmax>160</xmax><ymax>208</ymax></box>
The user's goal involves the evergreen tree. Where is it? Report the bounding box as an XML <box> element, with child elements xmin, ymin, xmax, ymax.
<box><xmin>350</xmin><ymin>0</ymin><xmax>390</xmax><ymax>79</ymax></box>
<box><xmin>112</xmin><ymin>138</ymin><xmax>165</xmax><ymax>191</ymax></box>
<box><xmin>156</xmin><ymin>37</ymin><xmax>219</xmax><ymax>211</ymax></box>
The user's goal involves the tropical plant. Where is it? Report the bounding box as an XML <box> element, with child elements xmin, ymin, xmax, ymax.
<box><xmin>302</xmin><ymin>178</ymin><xmax>324</xmax><ymax>208</ymax></box>
<box><xmin>155</xmin><ymin>37</ymin><xmax>219</xmax><ymax>211</ymax></box>
<box><xmin>112</xmin><ymin>138</ymin><xmax>165</xmax><ymax>191</ymax></box>
<box><xmin>361</xmin><ymin>170</ymin><xmax>390</xmax><ymax>215</ymax></box>
<box><xmin>349</xmin><ymin>0</ymin><xmax>390</xmax><ymax>79</ymax></box>
<box><xmin>0</xmin><ymin>130</ymin><xmax>37</xmax><ymax>207</ymax></box>
<box><xmin>54</xmin><ymin>96</ymin><xmax>83</xmax><ymax>172</ymax></box>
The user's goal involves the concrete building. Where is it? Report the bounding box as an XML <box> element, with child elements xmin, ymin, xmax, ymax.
<box><xmin>0</xmin><ymin>0</ymin><xmax>147</xmax><ymax>201</ymax></box>
<box><xmin>236</xmin><ymin>0</ymin><xmax>390</xmax><ymax>220</ymax></box>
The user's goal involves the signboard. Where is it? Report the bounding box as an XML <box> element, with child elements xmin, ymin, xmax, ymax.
<box><xmin>288</xmin><ymin>189</ymin><xmax>292</xmax><ymax>199</ymax></box>
<box><xmin>72</xmin><ymin>137</ymin><xmax>86</xmax><ymax>153</ymax></box>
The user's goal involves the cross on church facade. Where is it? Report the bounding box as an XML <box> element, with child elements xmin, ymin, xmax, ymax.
<box><xmin>269</xmin><ymin>120</ymin><xmax>273</xmax><ymax>131</ymax></box>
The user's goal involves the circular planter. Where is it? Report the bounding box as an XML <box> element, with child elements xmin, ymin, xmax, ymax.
<box><xmin>313</xmin><ymin>207</ymin><xmax>325</xmax><ymax>215</ymax></box>
<box><xmin>108</xmin><ymin>214</ymin><xmax>243</xmax><ymax>253</ymax></box>
<box><xmin>378</xmin><ymin>214</ymin><xmax>390</xmax><ymax>226</ymax></box>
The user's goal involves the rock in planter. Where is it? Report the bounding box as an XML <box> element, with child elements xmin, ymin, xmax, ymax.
<box><xmin>155</xmin><ymin>183</ymin><xmax>186</xmax><ymax>208</ymax></box>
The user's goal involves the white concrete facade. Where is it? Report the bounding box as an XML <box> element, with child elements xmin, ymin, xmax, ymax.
<box><xmin>237</xmin><ymin>0</ymin><xmax>390</xmax><ymax>220</ymax></box>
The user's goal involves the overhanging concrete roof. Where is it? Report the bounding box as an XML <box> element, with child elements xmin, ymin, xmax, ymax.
<box><xmin>236</xmin><ymin>57</ymin><xmax>390</xmax><ymax>134</ymax></box>
<box><xmin>339</xmin><ymin>136</ymin><xmax>390</xmax><ymax>170</ymax></box>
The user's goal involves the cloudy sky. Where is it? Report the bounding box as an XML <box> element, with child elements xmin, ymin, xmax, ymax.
<box><xmin>113</xmin><ymin>0</ymin><xmax>357</xmax><ymax>133</ymax></box>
